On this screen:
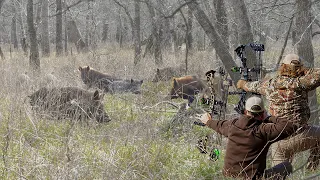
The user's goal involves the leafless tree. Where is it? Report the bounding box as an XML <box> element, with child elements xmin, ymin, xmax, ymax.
<box><xmin>27</xmin><ymin>0</ymin><xmax>40</xmax><ymax>75</ymax></box>
<box><xmin>133</xmin><ymin>0</ymin><xmax>141</xmax><ymax>65</ymax></box>
<box><xmin>40</xmin><ymin>0</ymin><xmax>50</xmax><ymax>56</ymax></box>
<box><xmin>56</xmin><ymin>0</ymin><xmax>63</xmax><ymax>56</ymax></box>
<box><xmin>295</xmin><ymin>0</ymin><xmax>318</xmax><ymax>124</ymax></box>
<box><xmin>186</xmin><ymin>1</ymin><xmax>238</xmax><ymax>81</ymax></box>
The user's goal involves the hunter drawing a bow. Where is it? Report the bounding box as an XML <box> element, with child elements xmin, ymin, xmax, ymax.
<box><xmin>230</xmin><ymin>43</ymin><xmax>265</xmax><ymax>114</ymax></box>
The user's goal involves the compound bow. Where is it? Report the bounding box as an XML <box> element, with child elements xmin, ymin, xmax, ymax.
<box><xmin>230</xmin><ymin>43</ymin><xmax>265</xmax><ymax>114</ymax></box>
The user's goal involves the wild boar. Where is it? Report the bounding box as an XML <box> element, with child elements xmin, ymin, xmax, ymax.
<box><xmin>106</xmin><ymin>79</ymin><xmax>143</xmax><ymax>94</ymax></box>
<box><xmin>78</xmin><ymin>66</ymin><xmax>120</xmax><ymax>89</ymax></box>
<box><xmin>28</xmin><ymin>87</ymin><xmax>111</xmax><ymax>123</ymax></box>
<box><xmin>152</xmin><ymin>66</ymin><xmax>185</xmax><ymax>82</ymax></box>
<box><xmin>168</xmin><ymin>75</ymin><xmax>209</xmax><ymax>104</ymax></box>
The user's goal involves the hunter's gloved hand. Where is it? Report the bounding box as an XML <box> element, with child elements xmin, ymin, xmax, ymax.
<box><xmin>200</xmin><ymin>113</ymin><xmax>212</xmax><ymax>125</ymax></box>
<box><xmin>237</xmin><ymin>79</ymin><xmax>247</xmax><ymax>89</ymax></box>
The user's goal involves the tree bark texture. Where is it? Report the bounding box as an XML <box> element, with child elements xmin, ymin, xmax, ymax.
<box><xmin>11</xmin><ymin>14</ymin><xmax>18</xmax><ymax>49</ymax></box>
<box><xmin>295</xmin><ymin>0</ymin><xmax>318</xmax><ymax>124</ymax></box>
<box><xmin>101</xmin><ymin>23</ymin><xmax>109</xmax><ymax>42</ymax></box>
<box><xmin>213</xmin><ymin>0</ymin><xmax>229</xmax><ymax>49</ymax></box>
<box><xmin>56</xmin><ymin>0</ymin><xmax>63</xmax><ymax>56</ymax></box>
<box><xmin>133</xmin><ymin>0</ymin><xmax>141</xmax><ymax>65</ymax></box>
<box><xmin>146</xmin><ymin>0</ymin><xmax>162</xmax><ymax>65</ymax></box>
<box><xmin>40</xmin><ymin>0</ymin><xmax>50</xmax><ymax>56</ymax></box>
<box><xmin>186</xmin><ymin>1</ymin><xmax>238</xmax><ymax>82</ymax></box>
<box><xmin>67</xmin><ymin>20</ymin><xmax>86</xmax><ymax>53</ymax></box>
<box><xmin>27</xmin><ymin>0</ymin><xmax>40</xmax><ymax>75</ymax></box>
<box><xmin>228</xmin><ymin>0</ymin><xmax>256</xmax><ymax>77</ymax></box>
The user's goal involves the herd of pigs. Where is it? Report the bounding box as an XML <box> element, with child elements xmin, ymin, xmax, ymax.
<box><xmin>27</xmin><ymin>65</ymin><xmax>212</xmax><ymax>123</ymax></box>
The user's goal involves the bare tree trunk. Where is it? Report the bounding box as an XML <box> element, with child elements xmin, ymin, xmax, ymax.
<box><xmin>116</xmin><ymin>8</ymin><xmax>123</xmax><ymax>48</ymax></box>
<box><xmin>228</xmin><ymin>0</ymin><xmax>256</xmax><ymax>77</ymax></box>
<box><xmin>133</xmin><ymin>0</ymin><xmax>141</xmax><ymax>65</ymax></box>
<box><xmin>186</xmin><ymin>7</ymin><xmax>193</xmax><ymax>51</ymax></box>
<box><xmin>67</xmin><ymin>20</ymin><xmax>86</xmax><ymax>53</ymax></box>
<box><xmin>101</xmin><ymin>22</ymin><xmax>108</xmax><ymax>43</ymax></box>
<box><xmin>295</xmin><ymin>0</ymin><xmax>318</xmax><ymax>124</ymax></box>
<box><xmin>11</xmin><ymin>14</ymin><xmax>18</xmax><ymax>49</ymax></box>
<box><xmin>40</xmin><ymin>0</ymin><xmax>50</xmax><ymax>56</ymax></box>
<box><xmin>85</xmin><ymin>1</ymin><xmax>90</xmax><ymax>47</ymax></box>
<box><xmin>16</xmin><ymin>0</ymin><xmax>28</xmax><ymax>55</ymax></box>
<box><xmin>27</xmin><ymin>0</ymin><xmax>40</xmax><ymax>75</ymax></box>
<box><xmin>186</xmin><ymin>1</ymin><xmax>238</xmax><ymax>82</ymax></box>
<box><xmin>0</xmin><ymin>0</ymin><xmax>5</xmax><ymax>59</ymax></box>
<box><xmin>146</xmin><ymin>0</ymin><xmax>162</xmax><ymax>65</ymax></box>
<box><xmin>213</xmin><ymin>0</ymin><xmax>228</xmax><ymax>49</ymax></box>
<box><xmin>56</xmin><ymin>0</ymin><xmax>63</xmax><ymax>56</ymax></box>
<box><xmin>64</xmin><ymin>2</ymin><xmax>68</xmax><ymax>55</ymax></box>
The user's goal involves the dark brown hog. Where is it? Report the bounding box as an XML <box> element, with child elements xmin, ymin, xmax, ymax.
<box><xmin>78</xmin><ymin>66</ymin><xmax>121</xmax><ymax>89</ymax></box>
<box><xmin>167</xmin><ymin>75</ymin><xmax>209</xmax><ymax>105</ymax></box>
<box><xmin>152</xmin><ymin>66</ymin><xmax>185</xmax><ymax>82</ymax></box>
<box><xmin>29</xmin><ymin>87</ymin><xmax>111</xmax><ymax>123</ymax></box>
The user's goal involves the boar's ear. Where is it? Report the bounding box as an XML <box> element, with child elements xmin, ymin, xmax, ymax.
<box><xmin>140</xmin><ymin>80</ymin><xmax>143</xmax><ymax>84</ymax></box>
<box><xmin>156</xmin><ymin>68</ymin><xmax>160</xmax><ymax>73</ymax></box>
<box><xmin>86</xmin><ymin>66</ymin><xmax>90</xmax><ymax>71</ymax></box>
<box><xmin>93</xmin><ymin>90</ymin><xmax>100</xmax><ymax>100</ymax></box>
<box><xmin>78</xmin><ymin>66</ymin><xmax>82</xmax><ymax>71</ymax></box>
<box><xmin>131</xmin><ymin>79</ymin><xmax>134</xmax><ymax>83</ymax></box>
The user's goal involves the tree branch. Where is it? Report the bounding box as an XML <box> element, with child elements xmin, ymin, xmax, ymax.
<box><xmin>275</xmin><ymin>17</ymin><xmax>294</xmax><ymax>69</ymax></box>
<box><xmin>112</xmin><ymin>0</ymin><xmax>134</xmax><ymax>28</ymax></box>
<box><xmin>163</xmin><ymin>0</ymin><xmax>197</xmax><ymax>19</ymax></box>
<box><xmin>50</xmin><ymin>0</ymin><xmax>84</xmax><ymax>17</ymax></box>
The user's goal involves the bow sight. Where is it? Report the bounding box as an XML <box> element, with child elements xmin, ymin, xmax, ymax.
<box><xmin>231</xmin><ymin>43</ymin><xmax>265</xmax><ymax>114</ymax></box>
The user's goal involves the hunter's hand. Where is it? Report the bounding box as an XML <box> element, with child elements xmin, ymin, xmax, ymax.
<box><xmin>200</xmin><ymin>113</ymin><xmax>212</xmax><ymax>125</ymax></box>
<box><xmin>237</xmin><ymin>79</ymin><xmax>247</xmax><ymax>89</ymax></box>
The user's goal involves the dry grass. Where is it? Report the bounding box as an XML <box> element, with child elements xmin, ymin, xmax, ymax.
<box><xmin>0</xmin><ymin>42</ymin><xmax>318</xmax><ymax>179</ymax></box>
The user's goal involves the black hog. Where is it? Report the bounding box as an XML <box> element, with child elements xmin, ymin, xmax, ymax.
<box><xmin>79</xmin><ymin>66</ymin><xmax>120</xmax><ymax>89</ymax></box>
<box><xmin>106</xmin><ymin>79</ymin><xmax>143</xmax><ymax>94</ymax></box>
<box><xmin>168</xmin><ymin>75</ymin><xmax>209</xmax><ymax>104</ymax></box>
<box><xmin>152</xmin><ymin>66</ymin><xmax>185</xmax><ymax>82</ymax></box>
<box><xmin>29</xmin><ymin>87</ymin><xmax>111</xmax><ymax>123</ymax></box>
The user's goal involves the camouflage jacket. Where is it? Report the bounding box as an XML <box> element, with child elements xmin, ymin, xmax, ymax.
<box><xmin>244</xmin><ymin>68</ymin><xmax>320</xmax><ymax>126</ymax></box>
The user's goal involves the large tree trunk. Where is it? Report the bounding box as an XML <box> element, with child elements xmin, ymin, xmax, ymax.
<box><xmin>40</xmin><ymin>0</ymin><xmax>50</xmax><ymax>56</ymax></box>
<box><xmin>213</xmin><ymin>0</ymin><xmax>228</xmax><ymax>49</ymax></box>
<box><xmin>186</xmin><ymin>1</ymin><xmax>238</xmax><ymax>82</ymax></box>
<box><xmin>11</xmin><ymin>14</ymin><xmax>18</xmax><ymax>49</ymax></box>
<box><xmin>56</xmin><ymin>0</ymin><xmax>63</xmax><ymax>56</ymax></box>
<box><xmin>228</xmin><ymin>0</ymin><xmax>256</xmax><ymax>79</ymax></box>
<box><xmin>27</xmin><ymin>0</ymin><xmax>40</xmax><ymax>75</ymax></box>
<box><xmin>295</xmin><ymin>0</ymin><xmax>318</xmax><ymax>124</ymax></box>
<box><xmin>146</xmin><ymin>0</ymin><xmax>162</xmax><ymax>65</ymax></box>
<box><xmin>186</xmin><ymin>7</ymin><xmax>193</xmax><ymax>51</ymax></box>
<box><xmin>101</xmin><ymin>22</ymin><xmax>108</xmax><ymax>43</ymax></box>
<box><xmin>67</xmin><ymin>20</ymin><xmax>87</xmax><ymax>53</ymax></box>
<box><xmin>133</xmin><ymin>0</ymin><xmax>141</xmax><ymax>65</ymax></box>
<box><xmin>16</xmin><ymin>0</ymin><xmax>28</xmax><ymax>55</ymax></box>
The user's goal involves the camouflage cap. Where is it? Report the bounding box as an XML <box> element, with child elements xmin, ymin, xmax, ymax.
<box><xmin>245</xmin><ymin>96</ymin><xmax>264</xmax><ymax>113</ymax></box>
<box><xmin>282</xmin><ymin>54</ymin><xmax>302</xmax><ymax>65</ymax></box>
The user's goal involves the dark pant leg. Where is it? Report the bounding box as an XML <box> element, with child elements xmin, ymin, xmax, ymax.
<box><xmin>264</xmin><ymin>161</ymin><xmax>292</xmax><ymax>180</ymax></box>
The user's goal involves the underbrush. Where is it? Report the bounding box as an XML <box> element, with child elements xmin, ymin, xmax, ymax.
<box><xmin>0</xmin><ymin>46</ymin><xmax>319</xmax><ymax>179</ymax></box>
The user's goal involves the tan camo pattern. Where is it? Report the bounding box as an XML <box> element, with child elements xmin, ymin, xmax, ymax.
<box><xmin>244</xmin><ymin>68</ymin><xmax>320</xmax><ymax>126</ymax></box>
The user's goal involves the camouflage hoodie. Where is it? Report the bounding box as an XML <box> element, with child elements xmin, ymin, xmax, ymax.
<box><xmin>243</xmin><ymin>68</ymin><xmax>320</xmax><ymax>126</ymax></box>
